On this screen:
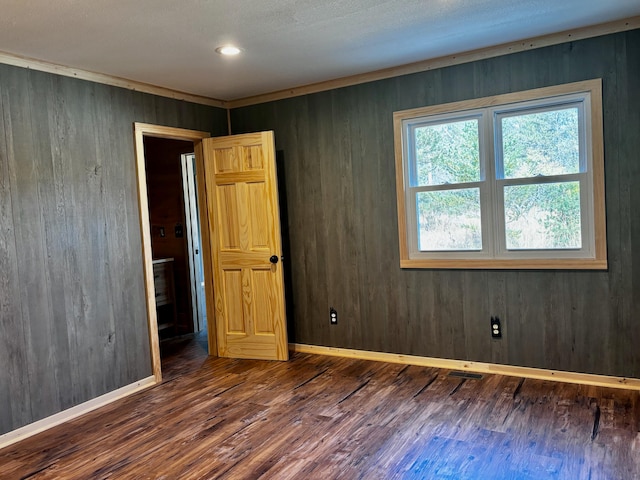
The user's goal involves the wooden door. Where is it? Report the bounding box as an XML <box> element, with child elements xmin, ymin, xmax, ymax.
<box><xmin>201</xmin><ymin>131</ymin><xmax>288</xmax><ymax>360</ymax></box>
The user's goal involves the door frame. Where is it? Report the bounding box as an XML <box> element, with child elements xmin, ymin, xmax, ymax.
<box><xmin>181</xmin><ymin>152</ymin><xmax>206</xmax><ymax>333</ymax></box>
<box><xmin>133</xmin><ymin>122</ymin><xmax>217</xmax><ymax>383</ymax></box>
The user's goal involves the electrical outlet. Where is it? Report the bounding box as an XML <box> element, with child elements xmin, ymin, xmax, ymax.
<box><xmin>330</xmin><ymin>307</ymin><xmax>338</xmax><ymax>325</ymax></box>
<box><xmin>491</xmin><ymin>316</ymin><xmax>502</xmax><ymax>338</ymax></box>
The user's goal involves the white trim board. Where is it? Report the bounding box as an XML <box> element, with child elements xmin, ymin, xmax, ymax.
<box><xmin>0</xmin><ymin>50</ymin><xmax>226</xmax><ymax>108</ymax></box>
<box><xmin>0</xmin><ymin>16</ymin><xmax>638</xmax><ymax>109</ymax></box>
<box><xmin>0</xmin><ymin>376</ymin><xmax>156</xmax><ymax>450</ymax></box>
<box><xmin>290</xmin><ymin>344</ymin><xmax>640</xmax><ymax>391</ymax></box>
<box><xmin>228</xmin><ymin>16</ymin><xmax>640</xmax><ymax>108</ymax></box>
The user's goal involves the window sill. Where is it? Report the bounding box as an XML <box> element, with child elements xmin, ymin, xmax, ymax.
<box><xmin>399</xmin><ymin>257</ymin><xmax>608</xmax><ymax>270</ymax></box>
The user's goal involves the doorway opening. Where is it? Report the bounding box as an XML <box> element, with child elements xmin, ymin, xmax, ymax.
<box><xmin>133</xmin><ymin>123</ymin><xmax>214</xmax><ymax>383</ymax></box>
<box><xmin>144</xmin><ymin>136</ymin><xmax>195</xmax><ymax>339</ymax></box>
<box><xmin>180</xmin><ymin>153</ymin><xmax>207</xmax><ymax>336</ymax></box>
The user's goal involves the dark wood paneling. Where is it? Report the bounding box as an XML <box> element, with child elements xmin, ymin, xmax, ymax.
<box><xmin>614</xmin><ymin>30</ymin><xmax>640</xmax><ymax>378</ymax></box>
<box><xmin>230</xmin><ymin>29</ymin><xmax>640</xmax><ymax>379</ymax></box>
<box><xmin>3</xmin><ymin>65</ymin><xmax>62</xmax><ymax>421</ymax></box>
<box><xmin>0</xmin><ymin>65</ymin><xmax>31</xmax><ymax>434</ymax></box>
<box><xmin>0</xmin><ymin>63</ymin><xmax>227</xmax><ymax>435</ymax></box>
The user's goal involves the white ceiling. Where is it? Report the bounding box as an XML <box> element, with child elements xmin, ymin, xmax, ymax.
<box><xmin>1</xmin><ymin>1</ymin><xmax>639</xmax><ymax>101</ymax></box>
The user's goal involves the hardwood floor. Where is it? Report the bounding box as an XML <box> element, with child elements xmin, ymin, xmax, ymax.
<box><xmin>2</xmin><ymin>335</ymin><xmax>639</xmax><ymax>479</ymax></box>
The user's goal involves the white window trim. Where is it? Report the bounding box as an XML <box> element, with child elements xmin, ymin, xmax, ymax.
<box><xmin>393</xmin><ymin>79</ymin><xmax>607</xmax><ymax>270</ymax></box>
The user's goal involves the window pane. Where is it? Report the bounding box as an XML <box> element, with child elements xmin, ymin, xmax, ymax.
<box><xmin>417</xmin><ymin>188</ymin><xmax>482</xmax><ymax>251</ymax></box>
<box><xmin>504</xmin><ymin>182</ymin><xmax>581</xmax><ymax>249</ymax></box>
<box><xmin>501</xmin><ymin>107</ymin><xmax>580</xmax><ymax>179</ymax></box>
<box><xmin>414</xmin><ymin>119</ymin><xmax>480</xmax><ymax>186</ymax></box>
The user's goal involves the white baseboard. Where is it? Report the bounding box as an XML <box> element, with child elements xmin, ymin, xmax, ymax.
<box><xmin>0</xmin><ymin>376</ymin><xmax>156</xmax><ymax>450</ymax></box>
<box><xmin>290</xmin><ymin>344</ymin><xmax>640</xmax><ymax>391</ymax></box>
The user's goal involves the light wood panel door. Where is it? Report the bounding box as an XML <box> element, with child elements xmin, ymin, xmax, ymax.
<box><xmin>202</xmin><ymin>131</ymin><xmax>288</xmax><ymax>360</ymax></box>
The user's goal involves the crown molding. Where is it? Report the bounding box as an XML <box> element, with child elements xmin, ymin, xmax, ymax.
<box><xmin>228</xmin><ymin>16</ymin><xmax>640</xmax><ymax>108</ymax></box>
<box><xmin>1</xmin><ymin>16</ymin><xmax>638</xmax><ymax>110</ymax></box>
<box><xmin>0</xmin><ymin>50</ymin><xmax>227</xmax><ymax>108</ymax></box>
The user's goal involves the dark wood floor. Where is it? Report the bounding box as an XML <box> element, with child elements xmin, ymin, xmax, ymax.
<box><xmin>2</xmin><ymin>335</ymin><xmax>639</xmax><ymax>479</ymax></box>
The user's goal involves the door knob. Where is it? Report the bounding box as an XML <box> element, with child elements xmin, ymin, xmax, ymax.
<box><xmin>269</xmin><ymin>255</ymin><xmax>279</xmax><ymax>264</ymax></box>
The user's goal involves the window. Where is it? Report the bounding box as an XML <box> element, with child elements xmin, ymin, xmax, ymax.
<box><xmin>394</xmin><ymin>79</ymin><xmax>606</xmax><ymax>269</ymax></box>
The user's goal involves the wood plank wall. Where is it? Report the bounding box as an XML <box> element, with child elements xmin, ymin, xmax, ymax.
<box><xmin>230</xmin><ymin>30</ymin><xmax>640</xmax><ymax>380</ymax></box>
<box><xmin>0</xmin><ymin>63</ymin><xmax>227</xmax><ymax>435</ymax></box>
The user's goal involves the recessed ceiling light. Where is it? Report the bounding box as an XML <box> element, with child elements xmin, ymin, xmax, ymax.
<box><xmin>216</xmin><ymin>45</ymin><xmax>242</xmax><ymax>56</ymax></box>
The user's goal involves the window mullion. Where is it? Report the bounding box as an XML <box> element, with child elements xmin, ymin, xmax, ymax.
<box><xmin>483</xmin><ymin>109</ymin><xmax>500</xmax><ymax>258</ymax></box>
